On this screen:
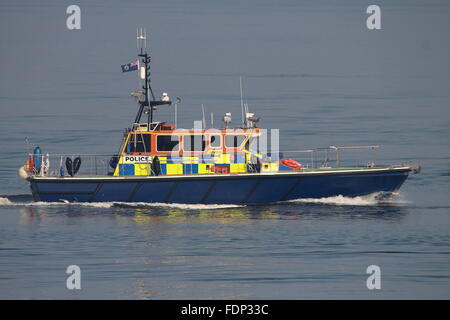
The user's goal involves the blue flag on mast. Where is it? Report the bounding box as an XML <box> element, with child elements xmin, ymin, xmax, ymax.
<box><xmin>121</xmin><ymin>60</ymin><xmax>139</xmax><ymax>73</ymax></box>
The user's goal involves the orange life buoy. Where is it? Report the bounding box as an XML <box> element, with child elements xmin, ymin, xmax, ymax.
<box><xmin>25</xmin><ymin>156</ymin><xmax>35</xmax><ymax>173</ymax></box>
<box><xmin>280</xmin><ymin>158</ymin><xmax>304</xmax><ymax>170</ymax></box>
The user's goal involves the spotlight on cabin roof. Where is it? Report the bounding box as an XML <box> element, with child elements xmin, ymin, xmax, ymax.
<box><xmin>223</xmin><ymin>112</ymin><xmax>232</xmax><ymax>127</ymax></box>
<box><xmin>246</xmin><ymin>112</ymin><xmax>260</xmax><ymax>128</ymax></box>
<box><xmin>161</xmin><ymin>92</ymin><xmax>170</xmax><ymax>102</ymax></box>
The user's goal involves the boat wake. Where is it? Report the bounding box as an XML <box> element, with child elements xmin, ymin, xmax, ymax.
<box><xmin>0</xmin><ymin>196</ymin><xmax>243</xmax><ymax>210</ymax></box>
<box><xmin>112</xmin><ymin>202</ymin><xmax>244</xmax><ymax>210</ymax></box>
<box><xmin>0</xmin><ymin>192</ymin><xmax>407</xmax><ymax>209</ymax></box>
<box><xmin>289</xmin><ymin>192</ymin><xmax>409</xmax><ymax>206</ymax></box>
<box><xmin>0</xmin><ymin>197</ymin><xmax>113</xmax><ymax>208</ymax></box>
<box><xmin>0</xmin><ymin>197</ymin><xmax>13</xmax><ymax>205</ymax></box>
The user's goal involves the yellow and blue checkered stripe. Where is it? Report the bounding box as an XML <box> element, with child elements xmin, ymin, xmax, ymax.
<box><xmin>114</xmin><ymin>152</ymin><xmax>250</xmax><ymax>176</ymax></box>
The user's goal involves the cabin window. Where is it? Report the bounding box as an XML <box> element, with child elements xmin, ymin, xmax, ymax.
<box><xmin>183</xmin><ymin>135</ymin><xmax>206</xmax><ymax>152</ymax></box>
<box><xmin>157</xmin><ymin>135</ymin><xmax>180</xmax><ymax>152</ymax></box>
<box><xmin>225</xmin><ymin>134</ymin><xmax>246</xmax><ymax>148</ymax></box>
<box><xmin>127</xmin><ymin>133</ymin><xmax>151</xmax><ymax>153</ymax></box>
<box><xmin>210</xmin><ymin>135</ymin><xmax>221</xmax><ymax>148</ymax></box>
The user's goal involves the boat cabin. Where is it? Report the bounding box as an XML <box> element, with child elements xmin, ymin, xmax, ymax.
<box><xmin>112</xmin><ymin>122</ymin><xmax>268</xmax><ymax>176</ymax></box>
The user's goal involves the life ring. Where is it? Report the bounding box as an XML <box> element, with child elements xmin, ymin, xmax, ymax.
<box><xmin>280</xmin><ymin>158</ymin><xmax>304</xmax><ymax>170</ymax></box>
<box><xmin>26</xmin><ymin>156</ymin><xmax>35</xmax><ymax>173</ymax></box>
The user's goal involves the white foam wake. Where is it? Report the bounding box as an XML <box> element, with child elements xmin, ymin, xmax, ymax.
<box><xmin>289</xmin><ymin>193</ymin><xmax>409</xmax><ymax>206</ymax></box>
<box><xmin>0</xmin><ymin>197</ymin><xmax>243</xmax><ymax>210</ymax></box>
<box><xmin>0</xmin><ymin>197</ymin><xmax>13</xmax><ymax>205</ymax></box>
<box><xmin>112</xmin><ymin>202</ymin><xmax>244</xmax><ymax>210</ymax></box>
<box><xmin>0</xmin><ymin>198</ymin><xmax>114</xmax><ymax>208</ymax></box>
<box><xmin>1</xmin><ymin>194</ymin><xmax>407</xmax><ymax>209</ymax></box>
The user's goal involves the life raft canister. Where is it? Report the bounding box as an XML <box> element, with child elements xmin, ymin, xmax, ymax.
<box><xmin>280</xmin><ymin>158</ymin><xmax>304</xmax><ymax>171</ymax></box>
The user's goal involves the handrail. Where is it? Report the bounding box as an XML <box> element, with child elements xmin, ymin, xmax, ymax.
<box><xmin>281</xmin><ymin>145</ymin><xmax>380</xmax><ymax>169</ymax></box>
<box><xmin>27</xmin><ymin>154</ymin><xmax>115</xmax><ymax>157</ymax></box>
<box><xmin>24</xmin><ymin>144</ymin><xmax>382</xmax><ymax>177</ymax></box>
<box><xmin>329</xmin><ymin>145</ymin><xmax>380</xmax><ymax>150</ymax></box>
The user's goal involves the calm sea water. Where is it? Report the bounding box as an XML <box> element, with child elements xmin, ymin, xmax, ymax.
<box><xmin>1</xmin><ymin>0</ymin><xmax>450</xmax><ymax>299</ymax></box>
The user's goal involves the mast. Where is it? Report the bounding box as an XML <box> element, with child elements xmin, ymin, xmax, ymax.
<box><xmin>133</xmin><ymin>28</ymin><xmax>170</xmax><ymax>130</ymax></box>
<box><xmin>138</xmin><ymin>49</ymin><xmax>154</xmax><ymax>127</ymax></box>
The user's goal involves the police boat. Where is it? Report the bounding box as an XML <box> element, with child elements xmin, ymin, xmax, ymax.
<box><xmin>19</xmin><ymin>33</ymin><xmax>420</xmax><ymax>204</ymax></box>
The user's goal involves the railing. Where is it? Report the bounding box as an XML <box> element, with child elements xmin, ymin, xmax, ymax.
<box><xmin>25</xmin><ymin>154</ymin><xmax>116</xmax><ymax>177</ymax></box>
<box><xmin>25</xmin><ymin>145</ymin><xmax>380</xmax><ymax>177</ymax></box>
<box><xmin>281</xmin><ymin>145</ymin><xmax>380</xmax><ymax>169</ymax></box>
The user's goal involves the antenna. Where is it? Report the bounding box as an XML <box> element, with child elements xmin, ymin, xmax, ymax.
<box><xmin>137</xmin><ymin>27</ymin><xmax>147</xmax><ymax>52</ymax></box>
<box><xmin>244</xmin><ymin>103</ymin><xmax>249</xmax><ymax>128</ymax></box>
<box><xmin>174</xmin><ymin>97</ymin><xmax>181</xmax><ymax>128</ymax></box>
<box><xmin>240</xmin><ymin>76</ymin><xmax>245</xmax><ymax>128</ymax></box>
<box><xmin>201</xmin><ymin>104</ymin><xmax>206</xmax><ymax>129</ymax></box>
<box><xmin>211</xmin><ymin>112</ymin><xmax>214</xmax><ymax>128</ymax></box>
<box><xmin>144</xmin><ymin>28</ymin><xmax>147</xmax><ymax>48</ymax></box>
<box><xmin>174</xmin><ymin>101</ymin><xmax>178</xmax><ymax>128</ymax></box>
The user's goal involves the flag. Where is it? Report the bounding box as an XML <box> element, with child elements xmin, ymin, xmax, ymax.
<box><xmin>121</xmin><ymin>60</ymin><xmax>139</xmax><ymax>73</ymax></box>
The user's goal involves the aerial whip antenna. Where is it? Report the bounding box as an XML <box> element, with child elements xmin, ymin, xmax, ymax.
<box><xmin>240</xmin><ymin>76</ymin><xmax>245</xmax><ymax>128</ymax></box>
<box><xmin>174</xmin><ymin>97</ymin><xmax>181</xmax><ymax>128</ymax></box>
<box><xmin>201</xmin><ymin>104</ymin><xmax>206</xmax><ymax>129</ymax></box>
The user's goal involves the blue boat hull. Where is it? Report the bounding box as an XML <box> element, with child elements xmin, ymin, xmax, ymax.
<box><xmin>29</xmin><ymin>167</ymin><xmax>412</xmax><ymax>204</ymax></box>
